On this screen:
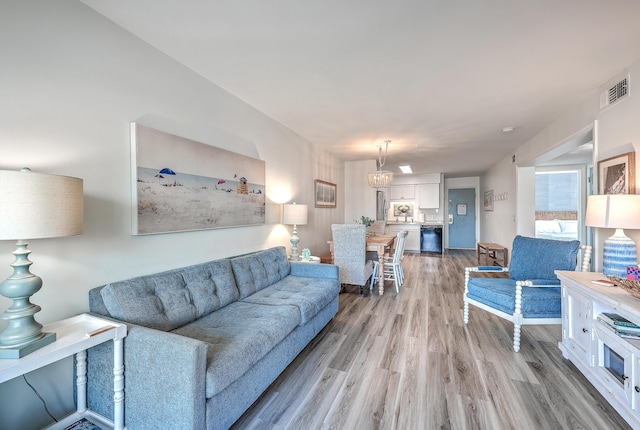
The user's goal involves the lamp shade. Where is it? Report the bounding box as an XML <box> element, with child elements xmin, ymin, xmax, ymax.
<box><xmin>0</xmin><ymin>169</ymin><xmax>84</xmax><ymax>240</ymax></box>
<box><xmin>585</xmin><ymin>194</ymin><xmax>640</xmax><ymax>229</ymax></box>
<box><xmin>282</xmin><ymin>203</ymin><xmax>308</xmax><ymax>225</ymax></box>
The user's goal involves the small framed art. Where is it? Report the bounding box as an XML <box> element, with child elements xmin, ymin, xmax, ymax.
<box><xmin>598</xmin><ymin>151</ymin><xmax>635</xmax><ymax>194</ymax></box>
<box><xmin>315</xmin><ymin>179</ymin><xmax>337</xmax><ymax>208</ymax></box>
<box><xmin>483</xmin><ymin>190</ymin><xmax>494</xmax><ymax>211</ymax></box>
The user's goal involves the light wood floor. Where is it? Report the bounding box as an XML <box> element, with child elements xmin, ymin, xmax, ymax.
<box><xmin>232</xmin><ymin>250</ymin><xmax>631</xmax><ymax>430</ymax></box>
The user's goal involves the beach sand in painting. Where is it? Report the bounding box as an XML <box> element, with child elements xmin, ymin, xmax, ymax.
<box><xmin>136</xmin><ymin>171</ymin><xmax>265</xmax><ymax>234</ymax></box>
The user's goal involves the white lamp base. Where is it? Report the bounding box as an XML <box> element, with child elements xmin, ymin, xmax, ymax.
<box><xmin>603</xmin><ymin>228</ymin><xmax>638</xmax><ymax>277</ymax></box>
<box><xmin>289</xmin><ymin>224</ymin><xmax>300</xmax><ymax>261</ymax></box>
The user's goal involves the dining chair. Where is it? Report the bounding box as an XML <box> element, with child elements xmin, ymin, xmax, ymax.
<box><xmin>372</xmin><ymin>230</ymin><xmax>407</xmax><ymax>293</ymax></box>
<box><xmin>366</xmin><ymin>220</ymin><xmax>387</xmax><ymax>261</ymax></box>
<box><xmin>463</xmin><ymin>235</ymin><xmax>592</xmax><ymax>352</ymax></box>
<box><xmin>367</xmin><ymin>220</ymin><xmax>387</xmax><ymax>235</ymax></box>
<box><xmin>331</xmin><ymin>224</ymin><xmax>375</xmax><ymax>294</ymax></box>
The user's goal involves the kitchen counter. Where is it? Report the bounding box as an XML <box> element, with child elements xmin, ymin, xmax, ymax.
<box><xmin>386</xmin><ymin>221</ymin><xmax>444</xmax><ymax>226</ymax></box>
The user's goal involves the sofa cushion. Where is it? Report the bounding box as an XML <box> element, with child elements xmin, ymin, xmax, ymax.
<box><xmin>467</xmin><ymin>277</ymin><xmax>561</xmax><ymax>318</ymax></box>
<box><xmin>242</xmin><ymin>275</ymin><xmax>341</xmax><ymax>324</ymax></box>
<box><xmin>508</xmin><ymin>235</ymin><xmax>580</xmax><ymax>281</ymax></box>
<box><xmin>170</xmin><ymin>301</ymin><xmax>301</xmax><ymax>398</ymax></box>
<box><xmin>230</xmin><ymin>247</ymin><xmax>291</xmax><ymax>299</ymax></box>
<box><xmin>100</xmin><ymin>259</ymin><xmax>239</xmax><ymax>331</ymax></box>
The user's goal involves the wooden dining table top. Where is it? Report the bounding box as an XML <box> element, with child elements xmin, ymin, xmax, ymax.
<box><xmin>327</xmin><ymin>232</ymin><xmax>396</xmax><ymax>248</ymax></box>
<box><xmin>365</xmin><ymin>233</ymin><xmax>396</xmax><ymax>246</ymax></box>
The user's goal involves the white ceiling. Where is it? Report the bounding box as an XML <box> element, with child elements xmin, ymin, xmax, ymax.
<box><xmin>82</xmin><ymin>0</ymin><xmax>640</xmax><ymax>177</ymax></box>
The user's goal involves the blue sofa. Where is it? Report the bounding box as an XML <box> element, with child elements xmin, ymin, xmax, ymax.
<box><xmin>86</xmin><ymin>246</ymin><xmax>340</xmax><ymax>430</ymax></box>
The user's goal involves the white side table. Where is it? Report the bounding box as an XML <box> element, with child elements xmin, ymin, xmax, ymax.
<box><xmin>0</xmin><ymin>313</ymin><xmax>127</xmax><ymax>430</ymax></box>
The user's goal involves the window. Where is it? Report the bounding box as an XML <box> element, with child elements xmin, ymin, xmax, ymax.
<box><xmin>534</xmin><ymin>171</ymin><xmax>579</xmax><ymax>241</ymax></box>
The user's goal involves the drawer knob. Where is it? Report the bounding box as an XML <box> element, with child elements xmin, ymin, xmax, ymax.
<box><xmin>582</xmin><ymin>328</ymin><xmax>588</xmax><ymax>333</ymax></box>
<box><xmin>635</xmin><ymin>386</ymin><xmax>640</xmax><ymax>393</ymax></box>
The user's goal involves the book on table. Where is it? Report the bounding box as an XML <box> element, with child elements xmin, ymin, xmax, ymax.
<box><xmin>598</xmin><ymin>320</ymin><xmax>640</xmax><ymax>339</ymax></box>
<box><xmin>598</xmin><ymin>312</ymin><xmax>640</xmax><ymax>331</ymax></box>
<box><xmin>63</xmin><ymin>418</ymin><xmax>103</xmax><ymax>430</ymax></box>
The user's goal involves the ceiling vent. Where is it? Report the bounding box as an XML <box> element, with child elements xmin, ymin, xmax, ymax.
<box><xmin>600</xmin><ymin>76</ymin><xmax>629</xmax><ymax>109</ymax></box>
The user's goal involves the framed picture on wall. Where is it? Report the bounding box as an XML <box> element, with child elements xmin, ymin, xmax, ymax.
<box><xmin>598</xmin><ymin>152</ymin><xmax>635</xmax><ymax>194</ymax></box>
<box><xmin>130</xmin><ymin>123</ymin><xmax>266</xmax><ymax>234</ymax></box>
<box><xmin>483</xmin><ymin>190</ymin><xmax>494</xmax><ymax>211</ymax></box>
<box><xmin>391</xmin><ymin>202</ymin><xmax>415</xmax><ymax>218</ymax></box>
<box><xmin>315</xmin><ymin>179</ymin><xmax>337</xmax><ymax>208</ymax></box>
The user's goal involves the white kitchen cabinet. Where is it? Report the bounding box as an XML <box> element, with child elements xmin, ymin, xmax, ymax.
<box><xmin>389</xmin><ymin>185</ymin><xmax>415</xmax><ymax>200</ymax></box>
<box><xmin>405</xmin><ymin>228</ymin><xmax>420</xmax><ymax>252</ymax></box>
<box><xmin>418</xmin><ymin>183</ymin><xmax>440</xmax><ymax>208</ymax></box>
<box><xmin>387</xmin><ymin>224</ymin><xmax>420</xmax><ymax>252</ymax></box>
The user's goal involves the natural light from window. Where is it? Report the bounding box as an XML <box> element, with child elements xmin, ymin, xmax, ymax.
<box><xmin>534</xmin><ymin>171</ymin><xmax>579</xmax><ymax>241</ymax></box>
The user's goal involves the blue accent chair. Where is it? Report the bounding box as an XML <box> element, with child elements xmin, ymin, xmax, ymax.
<box><xmin>463</xmin><ymin>235</ymin><xmax>591</xmax><ymax>352</ymax></box>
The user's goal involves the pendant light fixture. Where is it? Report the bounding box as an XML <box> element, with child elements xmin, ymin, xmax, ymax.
<box><xmin>368</xmin><ymin>140</ymin><xmax>394</xmax><ymax>188</ymax></box>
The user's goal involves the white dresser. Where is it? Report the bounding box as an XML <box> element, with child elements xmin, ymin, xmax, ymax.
<box><xmin>557</xmin><ymin>270</ymin><xmax>640</xmax><ymax>429</ymax></box>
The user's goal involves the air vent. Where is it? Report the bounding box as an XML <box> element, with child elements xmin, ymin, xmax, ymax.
<box><xmin>600</xmin><ymin>76</ymin><xmax>629</xmax><ymax>109</ymax></box>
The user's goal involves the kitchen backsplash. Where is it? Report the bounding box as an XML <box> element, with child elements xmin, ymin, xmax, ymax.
<box><xmin>388</xmin><ymin>202</ymin><xmax>443</xmax><ymax>223</ymax></box>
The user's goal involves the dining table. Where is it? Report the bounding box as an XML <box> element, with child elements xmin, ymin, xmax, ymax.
<box><xmin>327</xmin><ymin>232</ymin><xmax>397</xmax><ymax>296</ymax></box>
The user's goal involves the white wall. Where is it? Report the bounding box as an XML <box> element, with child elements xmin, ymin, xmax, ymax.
<box><xmin>592</xmin><ymin>66</ymin><xmax>640</xmax><ymax>271</ymax></box>
<box><xmin>344</xmin><ymin>160</ymin><xmax>377</xmax><ymax>224</ymax></box>
<box><xmin>0</xmin><ymin>1</ymin><xmax>343</xmax><ymax>427</ymax></box>
<box><xmin>481</xmin><ymin>60</ymin><xmax>640</xmax><ymax>266</ymax></box>
<box><xmin>480</xmin><ymin>154</ymin><xmax>519</xmax><ymax>248</ymax></box>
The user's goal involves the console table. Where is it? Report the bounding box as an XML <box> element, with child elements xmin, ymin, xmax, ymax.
<box><xmin>477</xmin><ymin>242</ymin><xmax>508</xmax><ymax>267</ymax></box>
<box><xmin>0</xmin><ymin>313</ymin><xmax>127</xmax><ymax>430</ymax></box>
<box><xmin>557</xmin><ymin>270</ymin><xmax>640</xmax><ymax>429</ymax></box>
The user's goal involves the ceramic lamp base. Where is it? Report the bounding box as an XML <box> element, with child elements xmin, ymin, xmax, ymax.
<box><xmin>0</xmin><ymin>331</ymin><xmax>55</xmax><ymax>359</ymax></box>
<box><xmin>603</xmin><ymin>229</ymin><xmax>638</xmax><ymax>277</ymax></box>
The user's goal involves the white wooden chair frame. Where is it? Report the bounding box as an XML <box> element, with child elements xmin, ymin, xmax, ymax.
<box><xmin>463</xmin><ymin>244</ymin><xmax>591</xmax><ymax>352</ymax></box>
<box><xmin>371</xmin><ymin>230</ymin><xmax>407</xmax><ymax>294</ymax></box>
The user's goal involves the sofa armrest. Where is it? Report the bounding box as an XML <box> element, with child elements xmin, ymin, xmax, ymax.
<box><xmin>87</xmin><ymin>317</ymin><xmax>208</xmax><ymax>430</ymax></box>
<box><xmin>290</xmin><ymin>262</ymin><xmax>339</xmax><ymax>279</ymax></box>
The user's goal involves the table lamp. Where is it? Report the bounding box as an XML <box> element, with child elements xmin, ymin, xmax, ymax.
<box><xmin>0</xmin><ymin>168</ymin><xmax>83</xmax><ymax>358</ymax></box>
<box><xmin>585</xmin><ymin>194</ymin><xmax>640</xmax><ymax>277</ymax></box>
<box><xmin>282</xmin><ymin>202</ymin><xmax>308</xmax><ymax>261</ymax></box>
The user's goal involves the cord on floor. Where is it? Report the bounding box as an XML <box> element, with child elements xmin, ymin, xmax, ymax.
<box><xmin>23</xmin><ymin>374</ymin><xmax>58</xmax><ymax>423</ymax></box>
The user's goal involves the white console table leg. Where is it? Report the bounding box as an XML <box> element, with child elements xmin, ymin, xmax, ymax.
<box><xmin>76</xmin><ymin>349</ymin><xmax>88</xmax><ymax>413</ymax></box>
<box><xmin>113</xmin><ymin>337</ymin><xmax>125</xmax><ymax>430</ymax></box>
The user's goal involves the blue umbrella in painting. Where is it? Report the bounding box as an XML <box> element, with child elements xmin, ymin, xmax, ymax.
<box><xmin>158</xmin><ymin>167</ymin><xmax>176</xmax><ymax>186</ymax></box>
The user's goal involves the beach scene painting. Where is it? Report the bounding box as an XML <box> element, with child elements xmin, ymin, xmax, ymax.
<box><xmin>131</xmin><ymin>123</ymin><xmax>265</xmax><ymax>235</ymax></box>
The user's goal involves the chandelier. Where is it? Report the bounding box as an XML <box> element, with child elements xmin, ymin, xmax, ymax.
<box><xmin>368</xmin><ymin>140</ymin><xmax>394</xmax><ymax>188</ymax></box>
